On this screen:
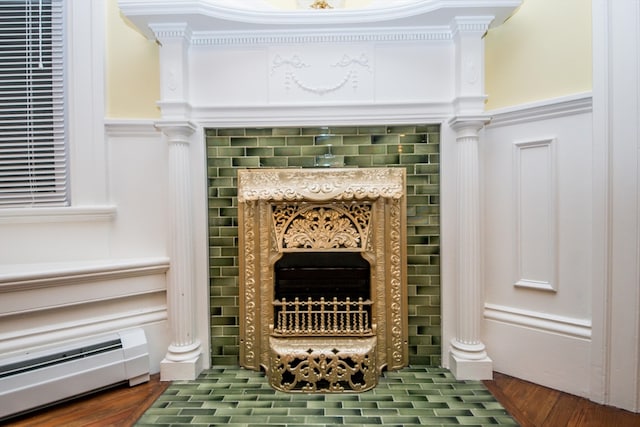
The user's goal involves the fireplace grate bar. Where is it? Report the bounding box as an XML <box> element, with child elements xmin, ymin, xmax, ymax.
<box><xmin>272</xmin><ymin>297</ymin><xmax>373</xmax><ymax>337</ymax></box>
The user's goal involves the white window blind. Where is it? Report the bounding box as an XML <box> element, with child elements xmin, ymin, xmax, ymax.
<box><xmin>0</xmin><ymin>0</ymin><xmax>66</xmax><ymax>207</ymax></box>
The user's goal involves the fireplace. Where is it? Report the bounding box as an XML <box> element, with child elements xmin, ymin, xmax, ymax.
<box><xmin>238</xmin><ymin>167</ymin><xmax>407</xmax><ymax>392</ymax></box>
<box><xmin>118</xmin><ymin>0</ymin><xmax>518</xmax><ymax>382</ymax></box>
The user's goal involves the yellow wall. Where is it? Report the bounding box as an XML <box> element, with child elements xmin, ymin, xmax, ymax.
<box><xmin>104</xmin><ymin>0</ymin><xmax>592</xmax><ymax>117</ymax></box>
<box><xmin>105</xmin><ymin>0</ymin><xmax>160</xmax><ymax>118</ymax></box>
<box><xmin>484</xmin><ymin>0</ymin><xmax>592</xmax><ymax>110</ymax></box>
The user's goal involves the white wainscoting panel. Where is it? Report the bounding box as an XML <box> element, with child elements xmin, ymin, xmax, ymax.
<box><xmin>513</xmin><ymin>138</ymin><xmax>557</xmax><ymax>292</ymax></box>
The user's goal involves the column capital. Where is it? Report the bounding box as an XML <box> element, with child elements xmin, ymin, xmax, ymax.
<box><xmin>448</xmin><ymin>116</ymin><xmax>490</xmax><ymax>134</ymax></box>
<box><xmin>155</xmin><ymin>120</ymin><xmax>197</xmax><ymax>142</ymax></box>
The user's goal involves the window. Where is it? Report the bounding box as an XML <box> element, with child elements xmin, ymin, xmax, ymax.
<box><xmin>0</xmin><ymin>0</ymin><xmax>66</xmax><ymax>207</ymax></box>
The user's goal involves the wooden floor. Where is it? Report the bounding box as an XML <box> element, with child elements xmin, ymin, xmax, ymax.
<box><xmin>3</xmin><ymin>374</ymin><xmax>170</xmax><ymax>427</ymax></box>
<box><xmin>3</xmin><ymin>371</ymin><xmax>640</xmax><ymax>426</ymax></box>
<box><xmin>483</xmin><ymin>372</ymin><xmax>640</xmax><ymax>427</ymax></box>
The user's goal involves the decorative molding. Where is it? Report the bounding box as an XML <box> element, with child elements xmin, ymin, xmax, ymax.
<box><xmin>0</xmin><ymin>205</ymin><xmax>117</xmax><ymax>225</ymax></box>
<box><xmin>190</xmin><ymin>27</ymin><xmax>453</xmax><ymax>46</ymax></box>
<box><xmin>0</xmin><ymin>306</ymin><xmax>167</xmax><ymax>356</ymax></box>
<box><xmin>272</xmin><ymin>52</ymin><xmax>372</xmax><ymax>95</ymax></box>
<box><xmin>0</xmin><ymin>257</ymin><xmax>170</xmax><ymax>293</ymax></box>
<box><xmin>450</xmin><ymin>16</ymin><xmax>494</xmax><ymax>36</ymax></box>
<box><xmin>156</xmin><ymin>120</ymin><xmax>198</xmax><ymax>142</ymax></box>
<box><xmin>513</xmin><ymin>138</ymin><xmax>558</xmax><ymax>293</ymax></box>
<box><xmin>285</xmin><ymin>70</ymin><xmax>357</xmax><ymax>95</ymax></box>
<box><xmin>271</xmin><ymin>54</ymin><xmax>310</xmax><ymax>74</ymax></box>
<box><xmin>191</xmin><ymin>102</ymin><xmax>453</xmax><ymax>126</ymax></box>
<box><xmin>484</xmin><ymin>303</ymin><xmax>592</xmax><ymax>340</ymax></box>
<box><xmin>486</xmin><ymin>92</ymin><xmax>593</xmax><ymax>128</ymax></box>
<box><xmin>119</xmin><ymin>0</ymin><xmax>520</xmax><ymax>39</ymax></box>
<box><xmin>149</xmin><ymin>22</ymin><xmax>193</xmax><ymax>43</ymax></box>
<box><xmin>104</xmin><ymin>119</ymin><xmax>160</xmax><ymax>137</ymax></box>
<box><xmin>274</xmin><ymin>204</ymin><xmax>371</xmax><ymax>250</ymax></box>
<box><xmin>237</xmin><ymin>168</ymin><xmax>405</xmax><ymax>202</ymax></box>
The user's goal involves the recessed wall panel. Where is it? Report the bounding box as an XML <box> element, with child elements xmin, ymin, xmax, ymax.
<box><xmin>513</xmin><ymin>138</ymin><xmax>557</xmax><ymax>292</ymax></box>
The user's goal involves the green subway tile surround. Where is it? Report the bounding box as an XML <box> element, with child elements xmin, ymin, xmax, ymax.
<box><xmin>206</xmin><ymin>125</ymin><xmax>441</xmax><ymax>367</ymax></box>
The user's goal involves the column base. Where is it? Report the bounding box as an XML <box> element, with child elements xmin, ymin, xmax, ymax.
<box><xmin>160</xmin><ymin>353</ymin><xmax>203</xmax><ymax>381</ymax></box>
<box><xmin>449</xmin><ymin>352</ymin><xmax>493</xmax><ymax>380</ymax></box>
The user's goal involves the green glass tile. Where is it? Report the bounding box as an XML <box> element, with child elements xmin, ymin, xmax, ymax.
<box><xmin>414</xmin><ymin>143</ymin><xmax>439</xmax><ymax>154</ymax></box>
<box><xmin>324</xmin><ymin>407</ymin><xmax>361</xmax><ymax>416</ymax></box>
<box><xmin>230</xmin><ymin>137</ymin><xmax>258</xmax><ymax>147</ymax></box>
<box><xmin>344</xmin><ymin>155</ymin><xmax>372</xmax><ymax>167</ymax></box>
<box><xmin>207</xmin><ymin>136</ymin><xmax>232</xmax><ymax>146</ymax></box>
<box><xmin>209</xmin><ymin>157</ymin><xmax>232</xmax><ymax>168</ymax></box>
<box><xmin>217</xmin><ymin>146</ymin><xmax>245</xmax><ymax>157</ymax></box>
<box><xmin>343</xmin><ymin>416</ymin><xmax>382</xmax><ymax>424</ymax></box>
<box><xmin>373</xmin><ymin>154</ymin><xmax>400</xmax><ymax>165</ymax></box>
<box><xmin>286</xmin><ymin>136</ymin><xmax>314</xmax><ymax>146</ymax></box>
<box><xmin>155</xmin><ymin>416</ymin><xmax>194</xmax><ymax>423</ymax></box>
<box><xmin>274</xmin><ymin>146</ymin><xmax>301</xmax><ymax>156</ymax></box>
<box><xmin>399</xmin><ymin>134</ymin><xmax>427</xmax><ymax>144</ymax></box>
<box><xmin>415</xmin><ymin>164</ymin><xmax>439</xmax><ymax>174</ymax></box>
<box><xmin>287</xmin><ymin>156</ymin><xmax>315</xmax><ymax>167</ymax></box>
<box><xmin>245</xmin><ymin>128</ymin><xmax>274</xmax><ymax>136</ymax></box>
<box><xmin>301</xmin><ymin>127</ymin><xmax>331</xmax><ymax>135</ymax></box>
<box><xmin>388</xmin><ymin>144</ymin><xmax>415</xmax><ymax>154</ymax></box>
<box><xmin>358</xmin><ymin>145</ymin><xmax>386</xmax><ymax>155</ymax></box>
<box><xmin>418</xmin><ymin>416</ymin><xmax>459</xmax><ymax>424</ymax></box>
<box><xmin>267</xmin><ymin>415</ymin><xmax>308</xmax><ymax>423</ymax></box>
<box><xmin>259</xmin><ymin>136</ymin><xmax>286</xmax><ymax>147</ymax></box>
<box><xmin>372</xmin><ymin>135</ymin><xmax>399</xmax><ymax>144</ymax></box>
<box><xmin>358</xmin><ymin>126</ymin><xmax>387</xmax><ymax>134</ymax></box>
<box><xmin>246</xmin><ymin>147</ymin><xmax>273</xmax><ymax>157</ymax></box>
<box><xmin>314</xmin><ymin>135</ymin><xmax>343</xmax><ymax>145</ymax></box>
<box><xmin>330</xmin><ymin>126</ymin><xmax>359</xmax><ymax>135</ymax></box>
<box><xmin>272</xmin><ymin>128</ymin><xmax>302</xmax><ymax>135</ymax></box>
<box><xmin>343</xmin><ymin>135</ymin><xmax>372</xmax><ymax>145</ymax></box>
<box><xmin>330</xmin><ymin>145</ymin><xmax>358</xmax><ymax>155</ymax></box>
<box><xmin>302</xmin><ymin>145</ymin><xmax>332</xmax><ymax>156</ymax></box>
<box><xmin>288</xmin><ymin>408</ymin><xmax>325</xmax><ymax>416</ymax></box>
<box><xmin>217</xmin><ymin>128</ymin><xmax>245</xmax><ymax>137</ymax></box>
<box><xmin>232</xmin><ymin>157</ymin><xmax>260</xmax><ymax>167</ymax></box>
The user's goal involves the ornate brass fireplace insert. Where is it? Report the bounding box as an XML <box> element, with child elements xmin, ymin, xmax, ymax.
<box><xmin>238</xmin><ymin>168</ymin><xmax>408</xmax><ymax>392</ymax></box>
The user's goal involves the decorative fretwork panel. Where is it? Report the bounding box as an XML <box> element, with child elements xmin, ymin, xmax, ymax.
<box><xmin>273</xmin><ymin>203</ymin><xmax>372</xmax><ymax>251</ymax></box>
<box><xmin>269</xmin><ymin>337</ymin><xmax>377</xmax><ymax>392</ymax></box>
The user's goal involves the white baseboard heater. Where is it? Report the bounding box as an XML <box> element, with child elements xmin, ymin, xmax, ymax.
<box><xmin>0</xmin><ymin>328</ymin><xmax>150</xmax><ymax>420</ymax></box>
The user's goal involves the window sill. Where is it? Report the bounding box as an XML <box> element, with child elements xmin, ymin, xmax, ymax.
<box><xmin>0</xmin><ymin>205</ymin><xmax>117</xmax><ymax>224</ymax></box>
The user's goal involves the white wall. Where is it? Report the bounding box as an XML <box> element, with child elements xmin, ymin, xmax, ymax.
<box><xmin>0</xmin><ymin>0</ymin><xmax>171</xmax><ymax>376</ymax></box>
<box><xmin>0</xmin><ymin>121</ymin><xmax>171</xmax><ymax>374</ymax></box>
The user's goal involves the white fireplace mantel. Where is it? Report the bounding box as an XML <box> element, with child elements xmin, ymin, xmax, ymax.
<box><xmin>118</xmin><ymin>0</ymin><xmax>521</xmax><ymax>381</ymax></box>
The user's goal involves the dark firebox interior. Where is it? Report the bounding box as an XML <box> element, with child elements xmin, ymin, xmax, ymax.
<box><xmin>274</xmin><ymin>252</ymin><xmax>370</xmax><ymax>302</ymax></box>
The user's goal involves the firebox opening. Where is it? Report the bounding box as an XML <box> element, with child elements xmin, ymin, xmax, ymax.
<box><xmin>272</xmin><ymin>252</ymin><xmax>373</xmax><ymax>338</ymax></box>
<box><xmin>274</xmin><ymin>252</ymin><xmax>370</xmax><ymax>302</ymax></box>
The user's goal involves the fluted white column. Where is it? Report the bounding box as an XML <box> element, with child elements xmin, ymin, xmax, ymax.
<box><xmin>157</xmin><ymin>121</ymin><xmax>203</xmax><ymax>380</ymax></box>
<box><xmin>448</xmin><ymin>117</ymin><xmax>492</xmax><ymax>380</ymax></box>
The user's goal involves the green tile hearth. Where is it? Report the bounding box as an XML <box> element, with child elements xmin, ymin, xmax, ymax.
<box><xmin>135</xmin><ymin>366</ymin><xmax>518</xmax><ymax>426</ymax></box>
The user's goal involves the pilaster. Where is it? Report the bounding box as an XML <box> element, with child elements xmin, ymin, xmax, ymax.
<box><xmin>449</xmin><ymin>117</ymin><xmax>492</xmax><ymax>380</ymax></box>
<box><xmin>156</xmin><ymin>121</ymin><xmax>203</xmax><ymax>380</ymax></box>
<box><xmin>450</xmin><ymin>16</ymin><xmax>493</xmax><ymax>116</ymax></box>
